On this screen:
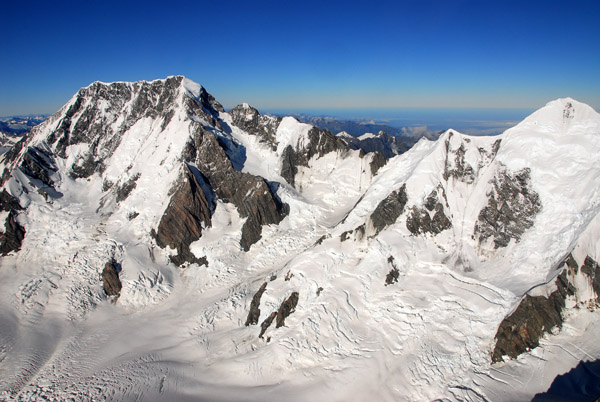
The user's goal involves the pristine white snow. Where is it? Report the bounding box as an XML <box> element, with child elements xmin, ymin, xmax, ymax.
<box><xmin>0</xmin><ymin>79</ymin><xmax>599</xmax><ymax>402</ymax></box>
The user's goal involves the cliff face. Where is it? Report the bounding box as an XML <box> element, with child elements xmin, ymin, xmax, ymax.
<box><xmin>492</xmin><ymin>254</ymin><xmax>599</xmax><ymax>363</ymax></box>
<box><xmin>154</xmin><ymin>165</ymin><xmax>213</xmax><ymax>265</ymax></box>
<box><xmin>228</xmin><ymin>104</ymin><xmax>280</xmax><ymax>149</ymax></box>
<box><xmin>0</xmin><ymin>189</ymin><xmax>24</xmax><ymax>255</ymax></box>
<box><xmin>183</xmin><ymin>123</ymin><xmax>288</xmax><ymax>251</ymax></box>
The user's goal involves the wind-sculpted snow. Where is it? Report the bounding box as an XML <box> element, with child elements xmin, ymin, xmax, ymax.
<box><xmin>0</xmin><ymin>79</ymin><xmax>599</xmax><ymax>402</ymax></box>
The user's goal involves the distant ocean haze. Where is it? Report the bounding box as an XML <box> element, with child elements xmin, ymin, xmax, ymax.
<box><xmin>262</xmin><ymin>107</ymin><xmax>535</xmax><ymax>136</ymax></box>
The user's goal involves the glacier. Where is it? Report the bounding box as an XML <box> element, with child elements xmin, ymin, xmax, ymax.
<box><xmin>0</xmin><ymin>76</ymin><xmax>599</xmax><ymax>401</ymax></box>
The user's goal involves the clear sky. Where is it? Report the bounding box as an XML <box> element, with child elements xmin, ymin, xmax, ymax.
<box><xmin>1</xmin><ymin>0</ymin><xmax>599</xmax><ymax>116</ymax></box>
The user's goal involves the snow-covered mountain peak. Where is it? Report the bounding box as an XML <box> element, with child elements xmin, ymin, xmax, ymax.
<box><xmin>509</xmin><ymin>97</ymin><xmax>600</xmax><ymax>135</ymax></box>
<box><xmin>1</xmin><ymin>83</ymin><xmax>599</xmax><ymax>402</ymax></box>
<box><xmin>275</xmin><ymin>116</ymin><xmax>313</xmax><ymax>152</ymax></box>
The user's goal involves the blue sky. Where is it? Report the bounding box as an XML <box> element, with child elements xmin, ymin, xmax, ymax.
<box><xmin>1</xmin><ymin>0</ymin><xmax>599</xmax><ymax>115</ymax></box>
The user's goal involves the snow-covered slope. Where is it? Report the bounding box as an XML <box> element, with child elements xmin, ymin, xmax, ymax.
<box><xmin>1</xmin><ymin>78</ymin><xmax>599</xmax><ymax>402</ymax></box>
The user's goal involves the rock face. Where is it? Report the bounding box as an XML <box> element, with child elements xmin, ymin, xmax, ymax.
<box><xmin>489</xmin><ymin>251</ymin><xmax>600</xmax><ymax>363</ymax></box>
<box><xmin>280</xmin><ymin>145</ymin><xmax>302</xmax><ymax>188</ymax></box>
<box><xmin>280</xmin><ymin>126</ymin><xmax>348</xmax><ymax>188</ymax></box>
<box><xmin>0</xmin><ymin>189</ymin><xmax>21</xmax><ymax>212</ymax></box>
<box><xmin>245</xmin><ymin>282</ymin><xmax>268</xmax><ymax>326</ymax></box>
<box><xmin>48</xmin><ymin>76</ymin><xmax>184</xmax><ymax>177</ymax></box>
<box><xmin>0</xmin><ymin>211</ymin><xmax>26</xmax><ymax>255</ymax></box>
<box><xmin>254</xmin><ymin>291</ymin><xmax>298</xmax><ymax>338</ymax></box>
<box><xmin>276</xmin><ymin>292</ymin><xmax>299</xmax><ymax>328</ymax></box>
<box><xmin>370</xmin><ymin>184</ymin><xmax>408</xmax><ymax>235</ymax></box>
<box><xmin>337</xmin><ymin>131</ymin><xmax>408</xmax><ymax>159</ymax></box>
<box><xmin>443</xmin><ymin>133</ymin><xmax>476</xmax><ymax>183</ymax></box>
<box><xmin>474</xmin><ymin>167</ymin><xmax>542</xmax><ymax>248</ymax></box>
<box><xmin>19</xmin><ymin>145</ymin><xmax>59</xmax><ymax>187</ymax></box>
<box><xmin>259</xmin><ymin>312</ymin><xmax>277</xmax><ymax>339</ymax></box>
<box><xmin>185</xmin><ymin>123</ymin><xmax>288</xmax><ymax>251</ymax></box>
<box><xmin>0</xmin><ymin>189</ymin><xmax>25</xmax><ymax>255</ymax></box>
<box><xmin>115</xmin><ymin>173</ymin><xmax>140</xmax><ymax>203</ymax></box>
<box><xmin>369</xmin><ymin>151</ymin><xmax>387</xmax><ymax>176</ymax></box>
<box><xmin>492</xmin><ymin>270</ymin><xmax>574</xmax><ymax>363</ymax></box>
<box><xmin>406</xmin><ymin>188</ymin><xmax>452</xmax><ymax>236</ymax></box>
<box><xmin>155</xmin><ymin>166</ymin><xmax>213</xmax><ymax>266</ymax></box>
<box><xmin>581</xmin><ymin>256</ymin><xmax>600</xmax><ymax>297</ymax></box>
<box><xmin>102</xmin><ymin>261</ymin><xmax>122</xmax><ymax>297</ymax></box>
<box><xmin>229</xmin><ymin>104</ymin><xmax>280</xmax><ymax>149</ymax></box>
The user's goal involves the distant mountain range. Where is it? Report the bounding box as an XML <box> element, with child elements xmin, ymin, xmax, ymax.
<box><xmin>0</xmin><ymin>115</ymin><xmax>47</xmax><ymax>135</ymax></box>
<box><xmin>287</xmin><ymin>113</ymin><xmax>442</xmax><ymax>142</ymax></box>
<box><xmin>0</xmin><ymin>116</ymin><xmax>47</xmax><ymax>155</ymax></box>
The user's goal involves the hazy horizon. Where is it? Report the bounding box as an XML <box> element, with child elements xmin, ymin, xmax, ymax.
<box><xmin>2</xmin><ymin>1</ymin><xmax>599</xmax><ymax>116</ymax></box>
<box><xmin>2</xmin><ymin>104</ymin><xmax>535</xmax><ymax>137</ymax></box>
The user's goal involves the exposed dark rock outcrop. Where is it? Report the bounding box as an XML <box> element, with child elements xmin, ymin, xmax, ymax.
<box><xmin>276</xmin><ymin>292</ymin><xmax>299</xmax><ymax>328</ymax></box>
<box><xmin>45</xmin><ymin>76</ymin><xmax>186</xmax><ymax>178</ymax></box>
<box><xmin>385</xmin><ymin>256</ymin><xmax>399</xmax><ymax>286</ymax></box>
<box><xmin>259</xmin><ymin>311</ymin><xmax>277</xmax><ymax>339</ymax></box>
<box><xmin>20</xmin><ymin>145</ymin><xmax>58</xmax><ymax>187</ymax></box>
<box><xmin>385</xmin><ymin>268</ymin><xmax>399</xmax><ymax>286</ymax></box>
<box><xmin>0</xmin><ymin>189</ymin><xmax>21</xmax><ymax>212</ymax></box>
<box><xmin>102</xmin><ymin>261</ymin><xmax>122</xmax><ymax>297</ymax></box>
<box><xmin>305</xmin><ymin>127</ymin><xmax>349</xmax><ymax>159</ymax></box>
<box><xmin>565</xmin><ymin>253</ymin><xmax>579</xmax><ymax>274</ymax></box>
<box><xmin>185</xmin><ymin>124</ymin><xmax>288</xmax><ymax>251</ymax></box>
<box><xmin>340</xmin><ymin>224</ymin><xmax>366</xmax><ymax>242</ymax></box>
<box><xmin>474</xmin><ymin>167</ymin><xmax>541</xmax><ymax>248</ymax></box>
<box><xmin>581</xmin><ymin>256</ymin><xmax>600</xmax><ymax>297</ymax></box>
<box><xmin>154</xmin><ymin>166</ymin><xmax>212</xmax><ymax>266</ymax></box>
<box><xmin>280</xmin><ymin>126</ymin><xmax>349</xmax><ymax>188</ymax></box>
<box><xmin>337</xmin><ymin>131</ymin><xmax>409</xmax><ymax>158</ymax></box>
<box><xmin>340</xmin><ymin>230</ymin><xmax>352</xmax><ymax>242</ymax></box>
<box><xmin>443</xmin><ymin>134</ymin><xmax>475</xmax><ymax>183</ymax></box>
<box><xmin>280</xmin><ymin>145</ymin><xmax>303</xmax><ymax>188</ymax></box>
<box><xmin>0</xmin><ymin>211</ymin><xmax>26</xmax><ymax>255</ymax></box>
<box><xmin>229</xmin><ymin>104</ymin><xmax>280</xmax><ymax>150</ymax></box>
<box><xmin>406</xmin><ymin>189</ymin><xmax>452</xmax><ymax>236</ymax></box>
<box><xmin>370</xmin><ymin>184</ymin><xmax>408</xmax><ymax>236</ymax></box>
<box><xmin>492</xmin><ymin>270</ymin><xmax>575</xmax><ymax>363</ymax></box>
<box><xmin>0</xmin><ymin>190</ymin><xmax>25</xmax><ymax>255</ymax></box>
<box><xmin>370</xmin><ymin>151</ymin><xmax>387</xmax><ymax>176</ymax></box>
<box><xmin>245</xmin><ymin>282</ymin><xmax>268</xmax><ymax>326</ymax></box>
<box><xmin>115</xmin><ymin>173</ymin><xmax>141</xmax><ymax>203</ymax></box>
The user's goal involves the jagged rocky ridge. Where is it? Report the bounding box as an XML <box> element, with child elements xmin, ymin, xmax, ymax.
<box><xmin>280</xmin><ymin>126</ymin><xmax>349</xmax><ymax>188</ymax></box>
<box><xmin>336</xmin><ymin>130</ymin><xmax>409</xmax><ymax>158</ymax></box>
<box><xmin>2</xmin><ymin>76</ymin><xmax>366</xmax><ymax>264</ymax></box>
<box><xmin>0</xmin><ymin>78</ymin><xmax>599</xmax><ymax>402</ymax></box>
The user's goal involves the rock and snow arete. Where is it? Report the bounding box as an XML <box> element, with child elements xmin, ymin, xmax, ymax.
<box><xmin>0</xmin><ymin>76</ymin><xmax>599</xmax><ymax>401</ymax></box>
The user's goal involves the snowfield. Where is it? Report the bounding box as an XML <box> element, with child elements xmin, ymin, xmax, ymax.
<box><xmin>0</xmin><ymin>77</ymin><xmax>599</xmax><ymax>402</ymax></box>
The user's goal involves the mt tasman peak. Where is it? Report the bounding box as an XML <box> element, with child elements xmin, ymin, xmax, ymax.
<box><xmin>1</xmin><ymin>77</ymin><xmax>599</xmax><ymax>401</ymax></box>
